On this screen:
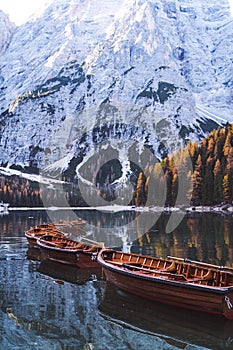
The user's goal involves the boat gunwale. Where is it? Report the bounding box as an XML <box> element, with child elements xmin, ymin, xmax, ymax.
<box><xmin>37</xmin><ymin>240</ymin><xmax>81</xmax><ymax>253</ymax></box>
<box><xmin>37</xmin><ymin>236</ymin><xmax>83</xmax><ymax>253</ymax></box>
<box><xmin>37</xmin><ymin>235</ymin><xmax>101</xmax><ymax>254</ymax></box>
<box><xmin>25</xmin><ymin>229</ymin><xmax>64</xmax><ymax>237</ymax></box>
<box><xmin>97</xmin><ymin>250</ymin><xmax>233</xmax><ymax>294</ymax></box>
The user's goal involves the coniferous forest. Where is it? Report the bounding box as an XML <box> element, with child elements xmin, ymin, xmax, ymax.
<box><xmin>1</xmin><ymin>123</ymin><xmax>233</xmax><ymax>208</ymax></box>
<box><xmin>134</xmin><ymin>123</ymin><xmax>233</xmax><ymax>207</ymax></box>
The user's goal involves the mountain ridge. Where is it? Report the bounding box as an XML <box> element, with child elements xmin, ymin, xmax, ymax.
<box><xmin>0</xmin><ymin>0</ymin><xmax>232</xmax><ymax>184</ymax></box>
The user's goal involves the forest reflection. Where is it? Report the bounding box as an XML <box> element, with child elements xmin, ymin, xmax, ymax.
<box><xmin>132</xmin><ymin>212</ymin><xmax>233</xmax><ymax>267</ymax></box>
<box><xmin>1</xmin><ymin>210</ymin><xmax>233</xmax><ymax>267</ymax></box>
<box><xmin>1</xmin><ymin>210</ymin><xmax>233</xmax><ymax>349</ymax></box>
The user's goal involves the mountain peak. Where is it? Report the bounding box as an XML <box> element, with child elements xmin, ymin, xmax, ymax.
<box><xmin>0</xmin><ymin>0</ymin><xmax>232</xmax><ymax>177</ymax></box>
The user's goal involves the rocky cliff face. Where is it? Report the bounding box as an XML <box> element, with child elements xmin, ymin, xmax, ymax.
<box><xmin>0</xmin><ymin>11</ymin><xmax>15</xmax><ymax>57</ymax></box>
<box><xmin>0</xmin><ymin>0</ymin><xmax>232</xmax><ymax>181</ymax></box>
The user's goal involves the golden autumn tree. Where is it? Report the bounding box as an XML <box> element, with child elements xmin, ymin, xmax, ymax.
<box><xmin>223</xmin><ymin>174</ymin><xmax>231</xmax><ymax>204</ymax></box>
<box><xmin>213</xmin><ymin>158</ymin><xmax>223</xmax><ymax>204</ymax></box>
<box><xmin>191</xmin><ymin>154</ymin><xmax>203</xmax><ymax>205</ymax></box>
<box><xmin>135</xmin><ymin>172</ymin><xmax>147</xmax><ymax>206</ymax></box>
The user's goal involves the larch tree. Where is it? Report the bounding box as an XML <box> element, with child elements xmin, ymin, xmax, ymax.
<box><xmin>223</xmin><ymin>174</ymin><xmax>231</xmax><ymax>204</ymax></box>
<box><xmin>135</xmin><ymin>172</ymin><xmax>147</xmax><ymax>206</ymax></box>
<box><xmin>213</xmin><ymin>158</ymin><xmax>223</xmax><ymax>204</ymax></box>
<box><xmin>191</xmin><ymin>154</ymin><xmax>203</xmax><ymax>205</ymax></box>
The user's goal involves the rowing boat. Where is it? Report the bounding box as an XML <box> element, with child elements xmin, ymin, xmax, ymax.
<box><xmin>51</xmin><ymin>219</ymin><xmax>87</xmax><ymax>234</ymax></box>
<box><xmin>52</xmin><ymin>218</ymin><xmax>87</xmax><ymax>227</ymax></box>
<box><xmin>37</xmin><ymin>235</ymin><xmax>104</xmax><ymax>268</ymax></box>
<box><xmin>97</xmin><ymin>249</ymin><xmax>233</xmax><ymax>319</ymax></box>
<box><xmin>25</xmin><ymin>225</ymin><xmax>65</xmax><ymax>247</ymax></box>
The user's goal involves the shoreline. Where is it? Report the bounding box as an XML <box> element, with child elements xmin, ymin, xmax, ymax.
<box><xmin>5</xmin><ymin>203</ymin><xmax>233</xmax><ymax>214</ymax></box>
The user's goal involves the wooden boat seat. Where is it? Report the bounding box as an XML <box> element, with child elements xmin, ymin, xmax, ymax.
<box><xmin>186</xmin><ymin>269</ymin><xmax>214</xmax><ymax>283</ymax></box>
<box><xmin>62</xmin><ymin>246</ymin><xmax>77</xmax><ymax>250</ymax></box>
<box><xmin>106</xmin><ymin>259</ymin><xmax>217</xmax><ymax>285</ymax></box>
<box><xmin>161</xmin><ymin>260</ymin><xmax>177</xmax><ymax>272</ymax></box>
<box><xmin>83</xmin><ymin>246</ymin><xmax>98</xmax><ymax>252</ymax></box>
<box><xmin>142</xmin><ymin>260</ymin><xmax>178</xmax><ymax>273</ymax></box>
<box><xmin>128</xmin><ymin>260</ymin><xmax>177</xmax><ymax>272</ymax></box>
<box><xmin>117</xmin><ymin>262</ymin><xmax>186</xmax><ymax>280</ymax></box>
<box><xmin>76</xmin><ymin>242</ymin><xmax>86</xmax><ymax>248</ymax></box>
<box><xmin>43</xmin><ymin>241</ymin><xmax>67</xmax><ymax>248</ymax></box>
<box><xmin>219</xmin><ymin>272</ymin><xmax>229</xmax><ymax>286</ymax></box>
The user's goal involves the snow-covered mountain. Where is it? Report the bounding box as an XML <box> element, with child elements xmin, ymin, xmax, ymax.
<box><xmin>0</xmin><ymin>0</ymin><xmax>233</xmax><ymax>181</ymax></box>
<box><xmin>0</xmin><ymin>11</ymin><xmax>15</xmax><ymax>57</ymax></box>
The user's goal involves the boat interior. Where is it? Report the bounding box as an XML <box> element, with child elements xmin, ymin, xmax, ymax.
<box><xmin>38</xmin><ymin>235</ymin><xmax>89</xmax><ymax>250</ymax></box>
<box><xmin>102</xmin><ymin>250</ymin><xmax>233</xmax><ymax>287</ymax></box>
<box><xmin>38</xmin><ymin>235</ymin><xmax>103</xmax><ymax>252</ymax></box>
<box><xmin>26</xmin><ymin>227</ymin><xmax>64</xmax><ymax>238</ymax></box>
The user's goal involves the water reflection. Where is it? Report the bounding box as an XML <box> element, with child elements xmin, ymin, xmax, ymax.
<box><xmin>0</xmin><ymin>210</ymin><xmax>49</xmax><ymax>237</ymax></box>
<box><xmin>0</xmin><ymin>256</ymin><xmax>105</xmax><ymax>349</ymax></box>
<box><xmin>99</xmin><ymin>282</ymin><xmax>233</xmax><ymax>350</ymax></box>
<box><xmin>0</xmin><ymin>246</ymin><xmax>180</xmax><ymax>349</ymax></box>
<box><xmin>1</xmin><ymin>210</ymin><xmax>233</xmax><ymax>266</ymax></box>
<box><xmin>1</xmin><ymin>210</ymin><xmax>233</xmax><ymax>349</ymax></box>
<box><xmin>38</xmin><ymin>255</ymin><xmax>103</xmax><ymax>285</ymax></box>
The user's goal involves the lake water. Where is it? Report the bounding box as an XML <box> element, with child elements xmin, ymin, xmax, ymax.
<box><xmin>1</xmin><ymin>209</ymin><xmax>233</xmax><ymax>350</ymax></box>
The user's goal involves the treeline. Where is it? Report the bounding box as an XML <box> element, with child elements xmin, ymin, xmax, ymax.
<box><xmin>1</xmin><ymin>123</ymin><xmax>233</xmax><ymax>208</ymax></box>
<box><xmin>0</xmin><ymin>176</ymin><xmax>86</xmax><ymax>207</ymax></box>
<box><xmin>0</xmin><ymin>176</ymin><xmax>43</xmax><ymax>207</ymax></box>
<box><xmin>134</xmin><ymin>123</ymin><xmax>233</xmax><ymax>207</ymax></box>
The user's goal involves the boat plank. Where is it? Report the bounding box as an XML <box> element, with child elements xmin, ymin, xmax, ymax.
<box><xmin>97</xmin><ymin>249</ymin><xmax>233</xmax><ymax>319</ymax></box>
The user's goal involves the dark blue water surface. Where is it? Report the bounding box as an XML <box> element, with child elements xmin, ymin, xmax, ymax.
<box><xmin>1</xmin><ymin>209</ymin><xmax>233</xmax><ymax>350</ymax></box>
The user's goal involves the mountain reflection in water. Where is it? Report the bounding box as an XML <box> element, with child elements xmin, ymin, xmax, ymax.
<box><xmin>1</xmin><ymin>209</ymin><xmax>233</xmax><ymax>349</ymax></box>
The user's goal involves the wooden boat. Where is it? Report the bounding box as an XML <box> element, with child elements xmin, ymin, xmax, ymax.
<box><xmin>97</xmin><ymin>249</ymin><xmax>233</xmax><ymax>320</ymax></box>
<box><xmin>25</xmin><ymin>247</ymin><xmax>102</xmax><ymax>283</ymax></box>
<box><xmin>53</xmin><ymin>218</ymin><xmax>87</xmax><ymax>227</ymax></box>
<box><xmin>99</xmin><ymin>282</ymin><xmax>233</xmax><ymax>350</ymax></box>
<box><xmin>25</xmin><ymin>225</ymin><xmax>65</xmax><ymax>247</ymax></box>
<box><xmin>37</xmin><ymin>235</ymin><xmax>104</xmax><ymax>268</ymax></box>
<box><xmin>51</xmin><ymin>219</ymin><xmax>87</xmax><ymax>235</ymax></box>
<box><xmin>37</xmin><ymin>223</ymin><xmax>60</xmax><ymax>229</ymax></box>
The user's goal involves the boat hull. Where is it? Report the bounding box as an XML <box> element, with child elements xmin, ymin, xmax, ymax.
<box><xmin>98</xmin><ymin>250</ymin><xmax>233</xmax><ymax>320</ymax></box>
<box><xmin>39</xmin><ymin>244</ymin><xmax>99</xmax><ymax>268</ymax></box>
<box><xmin>25</xmin><ymin>235</ymin><xmax>39</xmax><ymax>248</ymax></box>
<box><xmin>25</xmin><ymin>230</ymin><xmax>65</xmax><ymax>247</ymax></box>
<box><xmin>103</xmin><ymin>267</ymin><xmax>233</xmax><ymax>319</ymax></box>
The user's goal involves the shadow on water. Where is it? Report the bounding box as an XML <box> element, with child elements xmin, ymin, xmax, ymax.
<box><xmin>99</xmin><ymin>282</ymin><xmax>233</xmax><ymax>350</ymax></box>
<box><xmin>26</xmin><ymin>247</ymin><xmax>103</xmax><ymax>285</ymax></box>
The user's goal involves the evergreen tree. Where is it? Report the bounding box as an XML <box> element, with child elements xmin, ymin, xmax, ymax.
<box><xmin>225</xmin><ymin>147</ymin><xmax>233</xmax><ymax>202</ymax></box>
<box><xmin>206</xmin><ymin>136</ymin><xmax>215</xmax><ymax>158</ymax></box>
<box><xmin>223</xmin><ymin>125</ymin><xmax>232</xmax><ymax>158</ymax></box>
<box><xmin>202</xmin><ymin>156</ymin><xmax>214</xmax><ymax>205</ymax></box>
<box><xmin>187</xmin><ymin>141</ymin><xmax>198</xmax><ymax>165</ymax></box>
<box><xmin>213</xmin><ymin>158</ymin><xmax>223</xmax><ymax>204</ymax></box>
<box><xmin>191</xmin><ymin>154</ymin><xmax>203</xmax><ymax>205</ymax></box>
<box><xmin>223</xmin><ymin>174</ymin><xmax>231</xmax><ymax>204</ymax></box>
<box><xmin>146</xmin><ymin>163</ymin><xmax>166</xmax><ymax>207</ymax></box>
<box><xmin>135</xmin><ymin>172</ymin><xmax>147</xmax><ymax>206</ymax></box>
<box><xmin>164</xmin><ymin>168</ymin><xmax>173</xmax><ymax>206</ymax></box>
<box><xmin>214</xmin><ymin>127</ymin><xmax>225</xmax><ymax>162</ymax></box>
